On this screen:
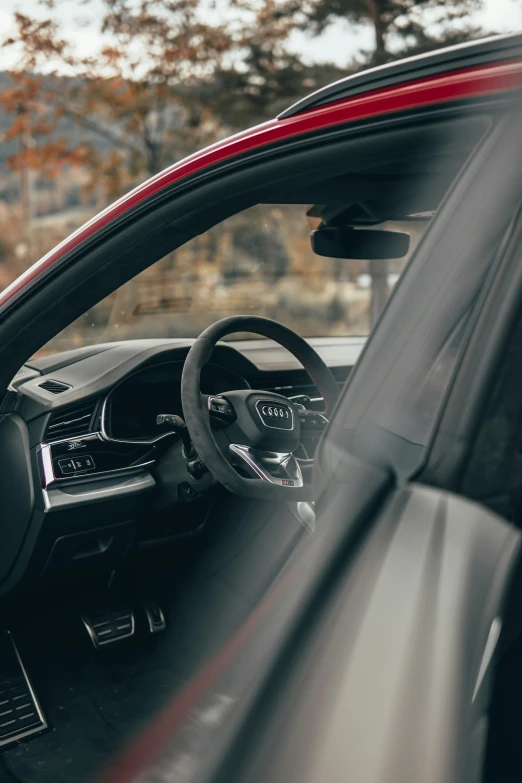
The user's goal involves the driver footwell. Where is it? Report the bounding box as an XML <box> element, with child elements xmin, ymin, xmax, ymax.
<box><xmin>0</xmin><ymin>497</ymin><xmax>308</xmax><ymax>783</ymax></box>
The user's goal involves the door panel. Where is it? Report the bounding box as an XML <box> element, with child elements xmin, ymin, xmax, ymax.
<box><xmin>223</xmin><ymin>485</ymin><xmax>520</xmax><ymax>783</ymax></box>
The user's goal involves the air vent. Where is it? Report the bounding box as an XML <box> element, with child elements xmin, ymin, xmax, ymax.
<box><xmin>39</xmin><ymin>379</ymin><xmax>71</xmax><ymax>395</ymax></box>
<box><xmin>256</xmin><ymin>370</ymin><xmax>347</xmax><ymax>410</ymax></box>
<box><xmin>46</xmin><ymin>400</ymin><xmax>97</xmax><ymax>441</ymax></box>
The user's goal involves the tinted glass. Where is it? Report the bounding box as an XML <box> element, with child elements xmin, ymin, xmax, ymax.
<box><xmin>35</xmin><ymin>205</ymin><xmax>424</xmax><ymax>357</ymax></box>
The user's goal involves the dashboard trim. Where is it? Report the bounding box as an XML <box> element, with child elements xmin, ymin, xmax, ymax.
<box><xmin>99</xmin><ymin>359</ymin><xmax>250</xmax><ymax>446</ymax></box>
<box><xmin>229</xmin><ymin>444</ymin><xmax>304</xmax><ymax>488</ymax></box>
<box><xmin>100</xmin><ymin>394</ymin><xmax>179</xmax><ymax>447</ymax></box>
<box><xmin>42</xmin><ymin>470</ymin><xmax>156</xmax><ymax>512</ymax></box>
<box><xmin>38</xmin><ymin>440</ymin><xmax>156</xmax><ymax>489</ymax></box>
<box><xmin>39</xmin><ymin>443</ymin><xmax>55</xmax><ymax>488</ymax></box>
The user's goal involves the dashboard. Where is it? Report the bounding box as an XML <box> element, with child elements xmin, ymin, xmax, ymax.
<box><xmin>0</xmin><ymin>336</ymin><xmax>361</xmax><ymax>597</ymax></box>
<box><xmin>106</xmin><ymin>362</ymin><xmax>250</xmax><ymax>441</ymax></box>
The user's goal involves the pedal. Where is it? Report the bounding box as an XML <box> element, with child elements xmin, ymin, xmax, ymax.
<box><xmin>0</xmin><ymin>631</ymin><xmax>47</xmax><ymax>746</ymax></box>
<box><xmin>82</xmin><ymin>605</ymin><xmax>135</xmax><ymax>648</ymax></box>
<box><xmin>141</xmin><ymin>600</ymin><xmax>166</xmax><ymax>634</ymax></box>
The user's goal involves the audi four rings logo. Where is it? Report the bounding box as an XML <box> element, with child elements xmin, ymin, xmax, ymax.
<box><xmin>261</xmin><ymin>405</ymin><xmax>289</xmax><ymax>419</ymax></box>
<box><xmin>256</xmin><ymin>400</ymin><xmax>293</xmax><ymax>429</ymax></box>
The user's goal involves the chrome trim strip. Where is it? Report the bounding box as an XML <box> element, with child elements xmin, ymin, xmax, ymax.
<box><xmin>100</xmin><ymin>395</ymin><xmax>177</xmax><ymax>446</ymax></box>
<box><xmin>82</xmin><ymin>617</ymin><xmax>99</xmax><ymax>648</ymax></box>
<box><xmin>255</xmin><ymin>399</ymin><xmax>295</xmax><ymax>431</ymax></box>
<box><xmin>42</xmin><ymin>488</ymin><xmax>51</xmax><ymax>512</ymax></box>
<box><xmin>43</xmin><ymin>472</ymin><xmax>155</xmax><ymax>512</ymax></box>
<box><xmin>229</xmin><ymin>444</ymin><xmax>303</xmax><ymax>488</ymax></box>
<box><xmin>0</xmin><ymin>631</ymin><xmax>47</xmax><ymax>747</ymax></box>
<box><xmin>39</xmin><ymin>444</ymin><xmax>55</xmax><ymax>487</ymax></box>
<box><xmin>472</xmin><ymin>617</ymin><xmax>502</xmax><ymax>703</ymax></box>
<box><xmin>44</xmin><ymin>431</ymin><xmax>102</xmax><ymax>447</ymax></box>
<box><xmin>47</xmin><ymin>412</ymin><xmax>92</xmax><ymax>431</ymax></box>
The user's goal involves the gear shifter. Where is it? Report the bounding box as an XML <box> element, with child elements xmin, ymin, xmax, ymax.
<box><xmin>156</xmin><ymin>414</ymin><xmax>196</xmax><ymax>458</ymax></box>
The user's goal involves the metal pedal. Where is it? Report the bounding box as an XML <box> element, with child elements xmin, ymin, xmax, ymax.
<box><xmin>0</xmin><ymin>631</ymin><xmax>47</xmax><ymax>746</ymax></box>
<box><xmin>82</xmin><ymin>605</ymin><xmax>135</xmax><ymax>648</ymax></box>
<box><xmin>141</xmin><ymin>600</ymin><xmax>166</xmax><ymax>634</ymax></box>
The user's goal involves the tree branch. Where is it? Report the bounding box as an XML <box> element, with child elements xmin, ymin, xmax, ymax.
<box><xmin>59</xmin><ymin>105</ymin><xmax>142</xmax><ymax>157</ymax></box>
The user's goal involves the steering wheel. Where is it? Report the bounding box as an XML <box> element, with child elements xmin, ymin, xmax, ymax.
<box><xmin>181</xmin><ymin>316</ymin><xmax>339</xmax><ymax>500</ymax></box>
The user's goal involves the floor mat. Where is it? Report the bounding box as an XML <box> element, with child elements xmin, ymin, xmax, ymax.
<box><xmin>0</xmin><ymin>498</ymin><xmax>306</xmax><ymax>783</ymax></box>
<box><xmin>1</xmin><ymin>621</ymin><xmax>184</xmax><ymax>783</ymax></box>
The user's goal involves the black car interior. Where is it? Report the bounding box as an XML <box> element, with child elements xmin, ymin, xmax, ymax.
<box><xmin>0</xmin><ymin>108</ymin><xmax>503</xmax><ymax>783</ymax></box>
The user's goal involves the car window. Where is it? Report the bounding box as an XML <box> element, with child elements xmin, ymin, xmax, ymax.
<box><xmin>320</xmin><ymin>115</ymin><xmax>522</xmax><ymax>485</ymax></box>
<box><xmin>35</xmin><ymin>204</ymin><xmax>426</xmax><ymax>357</ymax></box>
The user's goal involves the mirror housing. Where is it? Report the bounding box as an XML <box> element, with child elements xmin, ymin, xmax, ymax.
<box><xmin>311</xmin><ymin>226</ymin><xmax>410</xmax><ymax>260</ymax></box>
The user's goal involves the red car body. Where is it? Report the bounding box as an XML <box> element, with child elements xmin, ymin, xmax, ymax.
<box><xmin>2</xmin><ymin>37</ymin><xmax>522</xmax><ymax>310</ymax></box>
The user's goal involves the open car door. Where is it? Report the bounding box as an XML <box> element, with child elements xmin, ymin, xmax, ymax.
<box><xmin>224</xmin><ymin>485</ymin><xmax>520</xmax><ymax>783</ymax></box>
<box><xmin>97</xmin><ymin>110</ymin><xmax>522</xmax><ymax>783</ymax></box>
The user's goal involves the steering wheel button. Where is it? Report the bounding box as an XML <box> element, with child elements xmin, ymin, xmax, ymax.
<box><xmin>208</xmin><ymin>396</ymin><xmax>236</xmax><ymax>424</ymax></box>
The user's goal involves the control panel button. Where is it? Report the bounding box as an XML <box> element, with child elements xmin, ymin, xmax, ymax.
<box><xmin>72</xmin><ymin>454</ymin><xmax>95</xmax><ymax>471</ymax></box>
<box><xmin>57</xmin><ymin>454</ymin><xmax>96</xmax><ymax>476</ymax></box>
<box><xmin>208</xmin><ymin>396</ymin><xmax>236</xmax><ymax>424</ymax></box>
<box><xmin>58</xmin><ymin>458</ymin><xmax>75</xmax><ymax>475</ymax></box>
<box><xmin>299</xmin><ymin>411</ymin><xmax>329</xmax><ymax>431</ymax></box>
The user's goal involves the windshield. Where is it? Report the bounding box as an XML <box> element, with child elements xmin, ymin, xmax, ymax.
<box><xmin>35</xmin><ymin>204</ymin><xmax>424</xmax><ymax>357</ymax></box>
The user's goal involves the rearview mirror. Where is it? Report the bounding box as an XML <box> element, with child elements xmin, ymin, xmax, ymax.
<box><xmin>311</xmin><ymin>226</ymin><xmax>410</xmax><ymax>260</ymax></box>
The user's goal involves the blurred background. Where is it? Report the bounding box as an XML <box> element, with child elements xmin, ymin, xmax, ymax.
<box><xmin>1</xmin><ymin>0</ymin><xmax>522</xmax><ymax>352</ymax></box>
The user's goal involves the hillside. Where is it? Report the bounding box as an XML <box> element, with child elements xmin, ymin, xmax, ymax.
<box><xmin>0</xmin><ymin>71</ymin><xmax>111</xmax><ymax>184</ymax></box>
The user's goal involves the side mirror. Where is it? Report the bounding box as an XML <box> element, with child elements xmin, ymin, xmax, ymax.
<box><xmin>311</xmin><ymin>226</ymin><xmax>410</xmax><ymax>260</ymax></box>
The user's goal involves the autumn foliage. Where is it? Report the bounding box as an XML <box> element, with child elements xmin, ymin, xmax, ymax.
<box><xmin>1</xmin><ymin>0</ymin><xmax>490</xmax><ymax>197</ymax></box>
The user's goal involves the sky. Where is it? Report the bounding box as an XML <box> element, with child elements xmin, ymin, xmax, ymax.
<box><xmin>288</xmin><ymin>0</ymin><xmax>522</xmax><ymax>65</ymax></box>
<box><xmin>1</xmin><ymin>0</ymin><xmax>522</xmax><ymax>71</ymax></box>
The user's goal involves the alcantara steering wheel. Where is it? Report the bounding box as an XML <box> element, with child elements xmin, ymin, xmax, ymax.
<box><xmin>181</xmin><ymin>316</ymin><xmax>340</xmax><ymax>500</ymax></box>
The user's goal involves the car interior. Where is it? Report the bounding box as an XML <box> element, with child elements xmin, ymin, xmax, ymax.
<box><xmin>0</xmin><ymin>107</ymin><xmax>512</xmax><ymax>783</ymax></box>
